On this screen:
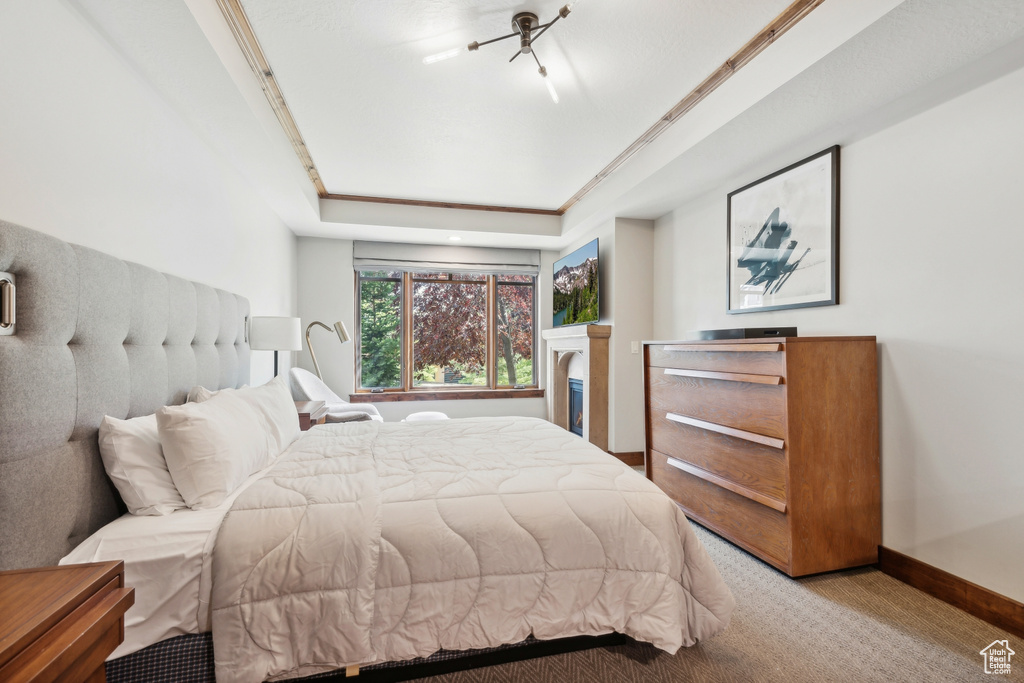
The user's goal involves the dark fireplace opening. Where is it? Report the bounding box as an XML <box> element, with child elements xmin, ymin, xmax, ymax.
<box><xmin>568</xmin><ymin>378</ymin><xmax>583</xmax><ymax>437</ymax></box>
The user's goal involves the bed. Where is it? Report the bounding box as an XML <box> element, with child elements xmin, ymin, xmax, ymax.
<box><xmin>0</xmin><ymin>219</ymin><xmax>735</xmax><ymax>682</ymax></box>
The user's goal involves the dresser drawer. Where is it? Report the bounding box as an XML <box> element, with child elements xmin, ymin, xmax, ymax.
<box><xmin>647</xmin><ymin>367</ymin><xmax>787</xmax><ymax>439</ymax></box>
<box><xmin>647</xmin><ymin>343</ymin><xmax>785</xmax><ymax>376</ymax></box>
<box><xmin>650</xmin><ymin>449</ymin><xmax>790</xmax><ymax>569</ymax></box>
<box><xmin>644</xmin><ymin>337</ymin><xmax>879</xmax><ymax>577</ymax></box>
<box><xmin>0</xmin><ymin>562</ymin><xmax>134</xmax><ymax>683</ymax></box>
<box><xmin>649</xmin><ymin>411</ymin><xmax>787</xmax><ymax>504</ymax></box>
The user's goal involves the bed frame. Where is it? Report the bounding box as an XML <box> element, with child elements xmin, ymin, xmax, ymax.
<box><xmin>0</xmin><ymin>219</ymin><xmax>620</xmax><ymax>681</ymax></box>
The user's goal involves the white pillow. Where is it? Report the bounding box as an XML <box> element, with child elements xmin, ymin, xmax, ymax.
<box><xmin>188</xmin><ymin>378</ymin><xmax>297</xmax><ymax>457</ymax></box>
<box><xmin>157</xmin><ymin>391</ymin><xmax>270</xmax><ymax>509</ymax></box>
<box><xmin>98</xmin><ymin>414</ymin><xmax>187</xmax><ymax>516</ymax></box>
<box><xmin>403</xmin><ymin>411</ymin><xmax>449</xmax><ymax>422</ymax></box>
<box><xmin>233</xmin><ymin>375</ymin><xmax>300</xmax><ymax>456</ymax></box>
<box><xmin>187</xmin><ymin>385</ymin><xmax>244</xmax><ymax>403</ymax></box>
<box><xmin>186</xmin><ymin>385</ymin><xmax>209</xmax><ymax>403</ymax></box>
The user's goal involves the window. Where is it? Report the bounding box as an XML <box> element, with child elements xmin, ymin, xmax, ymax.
<box><xmin>357</xmin><ymin>271</ymin><xmax>402</xmax><ymax>388</ymax></box>
<box><xmin>356</xmin><ymin>271</ymin><xmax>536</xmax><ymax>392</ymax></box>
<box><xmin>495</xmin><ymin>274</ymin><xmax>535</xmax><ymax>387</ymax></box>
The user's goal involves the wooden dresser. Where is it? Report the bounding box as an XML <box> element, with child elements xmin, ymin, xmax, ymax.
<box><xmin>644</xmin><ymin>337</ymin><xmax>879</xmax><ymax>577</ymax></box>
<box><xmin>0</xmin><ymin>561</ymin><xmax>134</xmax><ymax>682</ymax></box>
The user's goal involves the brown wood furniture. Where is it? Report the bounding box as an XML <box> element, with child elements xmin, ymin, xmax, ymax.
<box><xmin>0</xmin><ymin>561</ymin><xmax>134</xmax><ymax>682</ymax></box>
<box><xmin>644</xmin><ymin>337</ymin><xmax>879</xmax><ymax>577</ymax></box>
<box><xmin>295</xmin><ymin>400</ymin><xmax>328</xmax><ymax>431</ymax></box>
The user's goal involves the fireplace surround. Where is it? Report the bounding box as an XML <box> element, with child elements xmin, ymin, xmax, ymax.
<box><xmin>540</xmin><ymin>325</ymin><xmax>610</xmax><ymax>451</ymax></box>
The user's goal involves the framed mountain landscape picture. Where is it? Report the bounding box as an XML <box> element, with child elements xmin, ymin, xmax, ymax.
<box><xmin>727</xmin><ymin>145</ymin><xmax>839</xmax><ymax>314</ymax></box>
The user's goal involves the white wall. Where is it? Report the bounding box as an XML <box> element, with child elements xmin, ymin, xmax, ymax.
<box><xmin>652</xmin><ymin>63</ymin><xmax>1024</xmax><ymax>601</ymax></box>
<box><xmin>0</xmin><ymin>1</ymin><xmax>297</xmax><ymax>385</ymax></box>
<box><xmin>296</xmin><ymin>236</ymin><xmax>555</xmax><ymax>421</ymax></box>
<box><xmin>611</xmin><ymin>220</ymin><xmax>654</xmax><ymax>453</ymax></box>
<box><xmin>296</xmin><ymin>238</ymin><xmax>357</xmax><ymax>395</ymax></box>
<box><xmin>558</xmin><ymin>218</ymin><xmax>654</xmax><ymax>454</ymax></box>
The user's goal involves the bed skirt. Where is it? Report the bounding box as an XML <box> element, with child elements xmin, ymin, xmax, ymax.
<box><xmin>106</xmin><ymin>632</ymin><xmax>627</xmax><ymax>683</ymax></box>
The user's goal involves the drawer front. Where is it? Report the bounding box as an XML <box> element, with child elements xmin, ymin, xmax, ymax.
<box><xmin>650</xmin><ymin>449</ymin><xmax>790</xmax><ymax>569</ymax></box>
<box><xmin>648</xmin><ymin>367</ymin><xmax>786</xmax><ymax>439</ymax></box>
<box><xmin>0</xmin><ymin>576</ymin><xmax>132</xmax><ymax>683</ymax></box>
<box><xmin>649</xmin><ymin>411</ymin><xmax>786</xmax><ymax>504</ymax></box>
<box><xmin>647</xmin><ymin>344</ymin><xmax>785</xmax><ymax>376</ymax></box>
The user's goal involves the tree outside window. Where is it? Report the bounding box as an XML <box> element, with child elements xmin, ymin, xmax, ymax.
<box><xmin>496</xmin><ymin>275</ymin><xmax>534</xmax><ymax>387</ymax></box>
<box><xmin>357</xmin><ymin>271</ymin><xmax>402</xmax><ymax>388</ymax></box>
<box><xmin>356</xmin><ymin>271</ymin><xmax>536</xmax><ymax>391</ymax></box>
<box><xmin>413</xmin><ymin>274</ymin><xmax>487</xmax><ymax>387</ymax></box>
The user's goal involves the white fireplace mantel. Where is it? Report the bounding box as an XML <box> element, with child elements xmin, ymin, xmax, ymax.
<box><xmin>540</xmin><ymin>325</ymin><xmax>611</xmax><ymax>451</ymax></box>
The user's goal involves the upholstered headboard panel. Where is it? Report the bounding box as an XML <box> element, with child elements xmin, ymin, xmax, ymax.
<box><xmin>0</xmin><ymin>220</ymin><xmax>250</xmax><ymax>570</ymax></box>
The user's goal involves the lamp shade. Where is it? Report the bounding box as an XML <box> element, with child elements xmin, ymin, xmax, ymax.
<box><xmin>250</xmin><ymin>316</ymin><xmax>302</xmax><ymax>351</ymax></box>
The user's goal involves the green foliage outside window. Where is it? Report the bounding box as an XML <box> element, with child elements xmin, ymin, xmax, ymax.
<box><xmin>359</xmin><ymin>275</ymin><xmax>401</xmax><ymax>388</ymax></box>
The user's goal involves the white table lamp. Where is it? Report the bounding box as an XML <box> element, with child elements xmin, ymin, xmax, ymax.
<box><xmin>250</xmin><ymin>316</ymin><xmax>302</xmax><ymax>376</ymax></box>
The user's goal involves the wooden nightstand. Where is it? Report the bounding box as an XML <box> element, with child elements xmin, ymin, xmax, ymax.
<box><xmin>0</xmin><ymin>560</ymin><xmax>134</xmax><ymax>683</ymax></box>
<box><xmin>295</xmin><ymin>400</ymin><xmax>328</xmax><ymax>431</ymax></box>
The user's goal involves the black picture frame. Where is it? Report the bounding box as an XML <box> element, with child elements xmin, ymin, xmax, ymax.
<box><xmin>727</xmin><ymin>145</ymin><xmax>839</xmax><ymax>314</ymax></box>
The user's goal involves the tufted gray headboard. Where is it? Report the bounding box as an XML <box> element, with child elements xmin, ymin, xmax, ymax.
<box><xmin>0</xmin><ymin>220</ymin><xmax>250</xmax><ymax>570</ymax></box>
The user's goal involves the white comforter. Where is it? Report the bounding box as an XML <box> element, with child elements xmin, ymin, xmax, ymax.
<box><xmin>211</xmin><ymin>417</ymin><xmax>735</xmax><ymax>683</ymax></box>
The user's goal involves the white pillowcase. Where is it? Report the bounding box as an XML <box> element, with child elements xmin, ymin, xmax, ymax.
<box><xmin>189</xmin><ymin>376</ymin><xmax>299</xmax><ymax>456</ymax></box>
<box><xmin>402</xmin><ymin>411</ymin><xmax>449</xmax><ymax>422</ymax></box>
<box><xmin>157</xmin><ymin>391</ymin><xmax>271</xmax><ymax>510</ymax></box>
<box><xmin>98</xmin><ymin>414</ymin><xmax>187</xmax><ymax>516</ymax></box>
<box><xmin>188</xmin><ymin>384</ymin><xmax>245</xmax><ymax>403</ymax></box>
<box><xmin>234</xmin><ymin>375</ymin><xmax>301</xmax><ymax>455</ymax></box>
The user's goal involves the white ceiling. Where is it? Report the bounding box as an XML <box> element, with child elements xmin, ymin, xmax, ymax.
<box><xmin>240</xmin><ymin>0</ymin><xmax>792</xmax><ymax>210</ymax></box>
<box><xmin>560</xmin><ymin>0</ymin><xmax>1024</xmax><ymax>236</ymax></box>
<box><xmin>69</xmin><ymin>0</ymin><xmax>1024</xmax><ymax>248</ymax></box>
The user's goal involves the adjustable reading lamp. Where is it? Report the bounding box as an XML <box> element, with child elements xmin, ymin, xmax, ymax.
<box><xmin>306</xmin><ymin>321</ymin><xmax>350</xmax><ymax>379</ymax></box>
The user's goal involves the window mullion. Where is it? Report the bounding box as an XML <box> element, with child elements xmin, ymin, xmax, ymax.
<box><xmin>532</xmin><ymin>276</ymin><xmax>538</xmax><ymax>387</ymax></box>
<box><xmin>354</xmin><ymin>270</ymin><xmax>361</xmax><ymax>390</ymax></box>
<box><xmin>403</xmin><ymin>272</ymin><xmax>413</xmax><ymax>391</ymax></box>
<box><xmin>487</xmin><ymin>275</ymin><xmax>496</xmax><ymax>389</ymax></box>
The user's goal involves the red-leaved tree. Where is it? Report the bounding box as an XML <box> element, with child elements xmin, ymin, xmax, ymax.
<box><xmin>412</xmin><ymin>277</ymin><xmax>534</xmax><ymax>386</ymax></box>
<box><xmin>497</xmin><ymin>283</ymin><xmax>533</xmax><ymax>385</ymax></box>
<box><xmin>413</xmin><ymin>281</ymin><xmax>487</xmax><ymax>375</ymax></box>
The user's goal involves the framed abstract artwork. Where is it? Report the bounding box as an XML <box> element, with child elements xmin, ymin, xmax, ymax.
<box><xmin>727</xmin><ymin>145</ymin><xmax>839</xmax><ymax>314</ymax></box>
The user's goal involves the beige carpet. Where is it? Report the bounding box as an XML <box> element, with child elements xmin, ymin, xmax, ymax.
<box><xmin>411</xmin><ymin>524</ymin><xmax>1023</xmax><ymax>682</ymax></box>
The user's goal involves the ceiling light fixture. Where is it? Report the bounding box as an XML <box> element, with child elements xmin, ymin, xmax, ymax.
<box><xmin>423</xmin><ymin>4</ymin><xmax>575</xmax><ymax>104</ymax></box>
<box><xmin>448</xmin><ymin>235</ymin><xmax>462</xmax><ymax>241</ymax></box>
